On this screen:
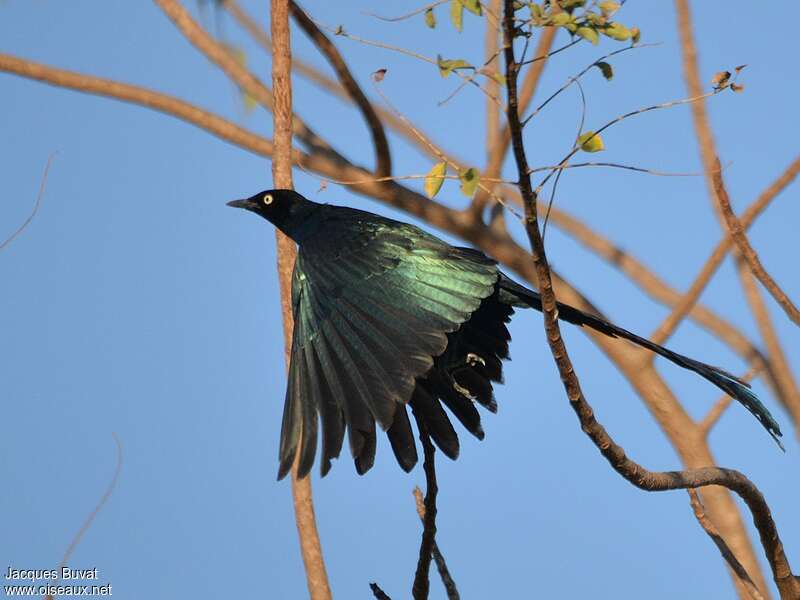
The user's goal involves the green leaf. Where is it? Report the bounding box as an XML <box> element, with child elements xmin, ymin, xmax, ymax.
<box><xmin>459</xmin><ymin>167</ymin><xmax>480</xmax><ymax>198</ymax></box>
<box><xmin>598</xmin><ymin>1</ymin><xmax>620</xmax><ymax>16</ymax></box>
<box><xmin>424</xmin><ymin>8</ymin><xmax>436</xmax><ymax>28</ymax></box>
<box><xmin>594</xmin><ymin>61</ymin><xmax>613</xmax><ymax>80</ymax></box>
<box><xmin>529</xmin><ymin>3</ymin><xmax>544</xmax><ymax>22</ymax></box>
<box><xmin>463</xmin><ymin>0</ymin><xmax>482</xmax><ymax>15</ymax></box>
<box><xmin>437</xmin><ymin>55</ymin><xmax>473</xmax><ymax>77</ymax></box>
<box><xmin>576</xmin><ymin>27</ymin><xmax>599</xmax><ymax>44</ymax></box>
<box><xmin>577</xmin><ymin>131</ymin><xmax>605</xmax><ymax>152</ymax></box>
<box><xmin>425</xmin><ymin>162</ymin><xmax>448</xmax><ymax>198</ymax></box>
<box><xmin>603</xmin><ymin>22</ymin><xmax>631</xmax><ymax>41</ymax></box>
<box><xmin>450</xmin><ymin>0</ymin><xmax>463</xmax><ymax>32</ymax></box>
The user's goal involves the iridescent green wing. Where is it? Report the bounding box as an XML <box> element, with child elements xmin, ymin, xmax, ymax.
<box><xmin>277</xmin><ymin>208</ymin><xmax>499</xmax><ymax>478</ymax></box>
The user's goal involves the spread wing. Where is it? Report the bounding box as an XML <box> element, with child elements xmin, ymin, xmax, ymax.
<box><xmin>277</xmin><ymin>210</ymin><xmax>499</xmax><ymax>479</ymax></box>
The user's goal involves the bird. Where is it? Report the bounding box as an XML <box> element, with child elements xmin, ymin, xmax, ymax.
<box><xmin>227</xmin><ymin>188</ymin><xmax>783</xmax><ymax>479</ymax></box>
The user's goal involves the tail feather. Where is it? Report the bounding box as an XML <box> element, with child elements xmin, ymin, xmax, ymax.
<box><xmin>498</xmin><ymin>274</ymin><xmax>784</xmax><ymax>449</ymax></box>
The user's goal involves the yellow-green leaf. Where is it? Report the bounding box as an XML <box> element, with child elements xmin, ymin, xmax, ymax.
<box><xmin>459</xmin><ymin>167</ymin><xmax>480</xmax><ymax>198</ymax></box>
<box><xmin>576</xmin><ymin>27</ymin><xmax>599</xmax><ymax>44</ymax></box>
<box><xmin>550</xmin><ymin>12</ymin><xmax>572</xmax><ymax>26</ymax></box>
<box><xmin>594</xmin><ymin>61</ymin><xmax>613</xmax><ymax>80</ymax></box>
<box><xmin>603</xmin><ymin>22</ymin><xmax>631</xmax><ymax>41</ymax></box>
<box><xmin>425</xmin><ymin>8</ymin><xmax>436</xmax><ymax>28</ymax></box>
<box><xmin>425</xmin><ymin>162</ymin><xmax>447</xmax><ymax>198</ymax></box>
<box><xmin>598</xmin><ymin>1</ymin><xmax>620</xmax><ymax>16</ymax></box>
<box><xmin>437</xmin><ymin>55</ymin><xmax>473</xmax><ymax>77</ymax></box>
<box><xmin>463</xmin><ymin>0</ymin><xmax>482</xmax><ymax>15</ymax></box>
<box><xmin>577</xmin><ymin>131</ymin><xmax>604</xmax><ymax>152</ymax></box>
<box><xmin>450</xmin><ymin>0</ymin><xmax>463</xmax><ymax>32</ymax></box>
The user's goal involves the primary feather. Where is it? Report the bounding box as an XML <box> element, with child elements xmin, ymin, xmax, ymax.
<box><xmin>227</xmin><ymin>189</ymin><xmax>784</xmax><ymax>479</ymax></box>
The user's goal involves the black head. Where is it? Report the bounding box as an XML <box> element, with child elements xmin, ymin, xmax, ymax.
<box><xmin>227</xmin><ymin>189</ymin><xmax>318</xmax><ymax>240</ymax></box>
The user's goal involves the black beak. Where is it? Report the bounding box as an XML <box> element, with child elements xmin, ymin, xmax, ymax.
<box><xmin>226</xmin><ymin>199</ymin><xmax>252</xmax><ymax>209</ymax></box>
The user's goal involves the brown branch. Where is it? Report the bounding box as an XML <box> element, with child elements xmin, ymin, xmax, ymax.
<box><xmin>413</xmin><ymin>487</ymin><xmax>460</xmax><ymax>600</ymax></box>
<box><xmin>411</xmin><ymin>414</ymin><xmax>439</xmax><ymax>600</ymax></box>
<box><xmin>501</xmin><ymin>4</ymin><xmax>798</xmax><ymax>599</ymax></box>
<box><xmin>711</xmin><ymin>162</ymin><xmax>800</xmax><ymax>326</ymax></box>
<box><xmin>688</xmin><ymin>490</ymin><xmax>766</xmax><ymax>600</ymax></box>
<box><xmin>650</xmin><ymin>156</ymin><xmax>800</xmax><ymax>347</ymax></box>
<box><xmin>289</xmin><ymin>1</ymin><xmax>391</xmax><ymax>177</ymax></box>
<box><xmin>0</xmin><ymin>152</ymin><xmax>57</xmax><ymax>252</ymax></box>
<box><xmin>271</xmin><ymin>2</ymin><xmax>332</xmax><ymax>599</ymax></box>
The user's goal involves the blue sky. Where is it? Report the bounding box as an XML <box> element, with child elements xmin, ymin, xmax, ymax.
<box><xmin>2</xmin><ymin>1</ymin><xmax>798</xmax><ymax>599</ymax></box>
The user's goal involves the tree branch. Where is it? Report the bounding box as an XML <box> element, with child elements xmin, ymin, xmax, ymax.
<box><xmin>271</xmin><ymin>2</ymin><xmax>332</xmax><ymax>599</ymax></box>
<box><xmin>289</xmin><ymin>1</ymin><xmax>391</xmax><ymax>177</ymax></box>
<box><xmin>688</xmin><ymin>489</ymin><xmax>766</xmax><ymax>600</ymax></box>
<box><xmin>1</xmin><ymin>152</ymin><xmax>57</xmax><ymax>252</ymax></box>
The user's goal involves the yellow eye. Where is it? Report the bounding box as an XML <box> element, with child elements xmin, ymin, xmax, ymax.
<box><xmin>262</xmin><ymin>193</ymin><xmax>273</xmax><ymax>205</ymax></box>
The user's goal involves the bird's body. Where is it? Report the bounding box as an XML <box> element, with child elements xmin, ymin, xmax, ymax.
<box><xmin>228</xmin><ymin>189</ymin><xmax>783</xmax><ymax>479</ymax></box>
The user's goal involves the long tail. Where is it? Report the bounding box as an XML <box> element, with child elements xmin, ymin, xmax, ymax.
<box><xmin>498</xmin><ymin>274</ymin><xmax>784</xmax><ymax>449</ymax></box>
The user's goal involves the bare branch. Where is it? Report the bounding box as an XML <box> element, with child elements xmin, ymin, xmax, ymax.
<box><xmin>271</xmin><ymin>3</ymin><xmax>332</xmax><ymax>599</ymax></box>
<box><xmin>289</xmin><ymin>1</ymin><xmax>391</xmax><ymax>177</ymax></box>
<box><xmin>688</xmin><ymin>489</ymin><xmax>766</xmax><ymax>600</ymax></box>
<box><xmin>369</xmin><ymin>582</ymin><xmax>393</xmax><ymax>600</ymax></box>
<box><xmin>0</xmin><ymin>152</ymin><xmax>57</xmax><ymax>252</ymax></box>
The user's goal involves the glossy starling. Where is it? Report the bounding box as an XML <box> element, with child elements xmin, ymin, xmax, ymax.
<box><xmin>228</xmin><ymin>189</ymin><xmax>783</xmax><ymax>479</ymax></box>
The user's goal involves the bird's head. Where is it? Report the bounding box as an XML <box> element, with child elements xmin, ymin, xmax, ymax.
<box><xmin>227</xmin><ymin>188</ymin><xmax>318</xmax><ymax>240</ymax></box>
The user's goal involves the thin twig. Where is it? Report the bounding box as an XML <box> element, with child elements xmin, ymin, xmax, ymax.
<box><xmin>311</xmin><ymin>18</ymin><xmax>502</xmax><ymax>105</ymax></box>
<box><xmin>364</xmin><ymin>1</ymin><xmax>448</xmax><ymax>23</ymax></box>
<box><xmin>0</xmin><ymin>152</ymin><xmax>57</xmax><ymax>252</ymax></box>
<box><xmin>44</xmin><ymin>434</ymin><xmax>123</xmax><ymax>600</ymax></box>
<box><xmin>688</xmin><ymin>489</ymin><xmax>766</xmax><ymax>600</ymax></box>
<box><xmin>411</xmin><ymin>414</ymin><xmax>438</xmax><ymax>600</ymax></box>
